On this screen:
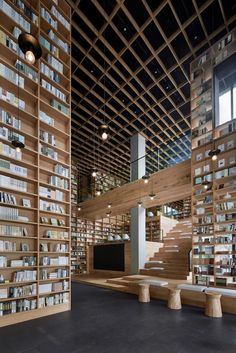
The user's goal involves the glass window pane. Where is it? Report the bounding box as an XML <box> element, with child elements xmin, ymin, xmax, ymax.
<box><xmin>233</xmin><ymin>86</ymin><xmax>236</xmax><ymax>119</ymax></box>
<box><xmin>219</xmin><ymin>90</ymin><xmax>231</xmax><ymax>125</ymax></box>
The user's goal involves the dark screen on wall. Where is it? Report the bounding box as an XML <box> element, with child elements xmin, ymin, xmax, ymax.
<box><xmin>93</xmin><ymin>244</ymin><xmax>125</xmax><ymax>271</ymax></box>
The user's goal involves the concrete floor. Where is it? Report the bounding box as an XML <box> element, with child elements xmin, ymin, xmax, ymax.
<box><xmin>0</xmin><ymin>282</ymin><xmax>235</xmax><ymax>353</ymax></box>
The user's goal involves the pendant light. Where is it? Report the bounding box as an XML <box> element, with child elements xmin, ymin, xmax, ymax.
<box><xmin>92</xmin><ymin>168</ymin><xmax>97</xmax><ymax>178</ymax></box>
<box><xmin>149</xmin><ymin>192</ymin><xmax>155</xmax><ymax>201</ymax></box>
<box><xmin>11</xmin><ymin>140</ymin><xmax>25</xmax><ymax>152</ymax></box>
<box><xmin>100</xmin><ymin>124</ymin><xmax>109</xmax><ymax>141</ymax></box>
<box><xmin>137</xmin><ymin>200</ymin><xmax>143</xmax><ymax>207</ymax></box>
<box><xmin>208</xmin><ymin>148</ymin><xmax>220</xmax><ymax>161</ymax></box>
<box><xmin>18</xmin><ymin>33</ymin><xmax>42</xmax><ymax>64</ymax></box>
<box><xmin>108</xmin><ymin>202</ymin><xmax>112</xmax><ymax>209</ymax></box>
<box><xmin>142</xmin><ymin>174</ymin><xmax>150</xmax><ymax>184</ymax></box>
<box><xmin>148</xmin><ymin>148</ymin><xmax>156</xmax><ymax>200</ymax></box>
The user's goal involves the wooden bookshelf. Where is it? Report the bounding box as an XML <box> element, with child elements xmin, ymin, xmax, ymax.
<box><xmin>191</xmin><ymin>29</ymin><xmax>236</xmax><ymax>289</ymax></box>
<box><xmin>0</xmin><ymin>0</ymin><xmax>71</xmax><ymax>326</ymax></box>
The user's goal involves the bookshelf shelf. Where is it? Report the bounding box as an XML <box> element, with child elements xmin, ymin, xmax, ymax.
<box><xmin>191</xmin><ymin>29</ymin><xmax>236</xmax><ymax>288</ymax></box>
<box><xmin>0</xmin><ymin>0</ymin><xmax>71</xmax><ymax>325</ymax></box>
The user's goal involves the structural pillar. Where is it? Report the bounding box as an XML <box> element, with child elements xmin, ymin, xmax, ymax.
<box><xmin>130</xmin><ymin>133</ymin><xmax>146</xmax><ymax>274</ymax></box>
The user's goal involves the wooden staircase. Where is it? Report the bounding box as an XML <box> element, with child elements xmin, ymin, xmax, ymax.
<box><xmin>140</xmin><ymin>219</ymin><xmax>192</xmax><ymax>280</ymax></box>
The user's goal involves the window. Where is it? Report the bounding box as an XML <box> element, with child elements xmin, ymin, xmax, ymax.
<box><xmin>214</xmin><ymin>53</ymin><xmax>236</xmax><ymax>126</ymax></box>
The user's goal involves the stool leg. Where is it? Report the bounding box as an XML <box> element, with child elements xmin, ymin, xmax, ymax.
<box><xmin>205</xmin><ymin>297</ymin><xmax>222</xmax><ymax>318</ymax></box>
<box><xmin>168</xmin><ymin>289</ymin><xmax>181</xmax><ymax>310</ymax></box>
<box><xmin>139</xmin><ymin>285</ymin><xmax>150</xmax><ymax>303</ymax></box>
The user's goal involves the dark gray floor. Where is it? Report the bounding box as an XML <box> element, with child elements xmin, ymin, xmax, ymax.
<box><xmin>0</xmin><ymin>282</ymin><xmax>236</xmax><ymax>353</ymax></box>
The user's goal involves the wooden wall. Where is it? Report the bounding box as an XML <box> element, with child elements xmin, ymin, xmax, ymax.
<box><xmin>80</xmin><ymin>160</ymin><xmax>191</xmax><ymax>219</ymax></box>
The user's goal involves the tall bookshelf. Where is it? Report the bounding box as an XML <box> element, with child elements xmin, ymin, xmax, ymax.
<box><xmin>0</xmin><ymin>0</ymin><xmax>71</xmax><ymax>326</ymax></box>
<box><xmin>191</xmin><ymin>29</ymin><xmax>236</xmax><ymax>288</ymax></box>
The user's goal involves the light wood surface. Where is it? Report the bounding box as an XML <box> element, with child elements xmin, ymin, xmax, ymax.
<box><xmin>205</xmin><ymin>292</ymin><xmax>222</xmax><ymax>318</ymax></box>
<box><xmin>79</xmin><ymin>160</ymin><xmax>191</xmax><ymax>220</ymax></box>
<box><xmin>168</xmin><ymin>288</ymin><xmax>182</xmax><ymax>310</ymax></box>
<box><xmin>138</xmin><ymin>283</ymin><xmax>150</xmax><ymax>303</ymax></box>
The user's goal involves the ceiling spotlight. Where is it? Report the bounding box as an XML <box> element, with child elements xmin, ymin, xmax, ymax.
<box><xmin>208</xmin><ymin>148</ymin><xmax>221</xmax><ymax>161</ymax></box>
<box><xmin>108</xmin><ymin>203</ymin><xmax>112</xmax><ymax>209</ymax></box>
<box><xmin>142</xmin><ymin>174</ymin><xmax>150</xmax><ymax>184</ymax></box>
<box><xmin>202</xmin><ymin>180</ymin><xmax>210</xmax><ymax>190</ymax></box>
<box><xmin>99</xmin><ymin>124</ymin><xmax>109</xmax><ymax>140</ymax></box>
<box><xmin>18</xmin><ymin>33</ymin><xmax>42</xmax><ymax>64</ymax></box>
<box><xmin>11</xmin><ymin>140</ymin><xmax>25</xmax><ymax>152</ymax></box>
<box><xmin>137</xmin><ymin>201</ymin><xmax>143</xmax><ymax>208</ymax></box>
<box><xmin>149</xmin><ymin>193</ymin><xmax>156</xmax><ymax>201</ymax></box>
<box><xmin>123</xmin><ymin>27</ymin><xmax>127</xmax><ymax>31</ymax></box>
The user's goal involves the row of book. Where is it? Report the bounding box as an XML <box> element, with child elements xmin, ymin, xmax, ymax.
<box><xmin>0</xmin><ymin>126</ymin><xmax>25</xmax><ymax>144</ymax></box>
<box><xmin>2</xmin><ymin>283</ymin><xmax>37</xmax><ymax>299</ymax></box>
<box><xmin>0</xmin><ymin>109</ymin><xmax>21</xmax><ymax>130</ymax></box>
<box><xmin>40</xmin><ymin>144</ymin><xmax>58</xmax><ymax>160</ymax></box>
<box><xmin>0</xmin><ymin>240</ymin><xmax>17</xmax><ymax>252</ymax></box>
<box><xmin>13</xmin><ymin>0</ymin><xmax>38</xmax><ymax>25</ymax></box>
<box><xmin>39</xmin><ymin>268</ymin><xmax>68</xmax><ymax>280</ymax></box>
<box><xmin>0</xmin><ymin>225</ymin><xmax>28</xmax><ymax>237</ymax></box>
<box><xmin>47</xmin><ymin>54</ymin><xmax>63</xmax><ymax>74</ymax></box>
<box><xmin>39</xmin><ymin>242</ymin><xmax>68</xmax><ymax>253</ymax></box>
<box><xmin>0</xmin><ymin>175</ymin><xmax>27</xmax><ymax>192</ymax></box>
<box><xmin>48</xmin><ymin>29</ymin><xmax>69</xmax><ymax>54</ymax></box>
<box><xmin>0</xmin><ymin>0</ymin><xmax>31</xmax><ymax>33</ymax></box>
<box><xmin>216</xmin><ymin>213</ymin><xmax>236</xmax><ymax>222</ymax></box>
<box><xmin>13</xmin><ymin>270</ymin><xmax>37</xmax><ymax>282</ymax></box>
<box><xmin>0</xmin><ymin>205</ymin><xmax>29</xmax><ymax>222</ymax></box>
<box><xmin>215</xmin><ymin>223</ymin><xmax>236</xmax><ymax>232</ymax></box>
<box><xmin>39</xmin><ymin>280</ymin><xmax>69</xmax><ymax>294</ymax></box>
<box><xmin>51</xmin><ymin>5</ymin><xmax>70</xmax><ymax>31</ymax></box>
<box><xmin>39</xmin><ymin>130</ymin><xmax>56</xmax><ymax>146</ymax></box>
<box><xmin>0</xmin><ymin>191</ymin><xmax>17</xmax><ymax>205</ymax></box>
<box><xmin>49</xmin><ymin>175</ymin><xmax>69</xmax><ymax>189</ymax></box>
<box><xmin>0</xmin><ymin>63</ymin><xmax>24</xmax><ymax>88</ymax></box>
<box><xmin>215</xmin><ymin>201</ymin><xmax>235</xmax><ymax>211</ymax></box>
<box><xmin>0</xmin><ymin>141</ymin><xmax>22</xmax><ymax>160</ymax></box>
<box><xmin>40</xmin><ymin>6</ymin><xmax>57</xmax><ymax>30</ymax></box>
<box><xmin>54</xmin><ymin>164</ymin><xmax>69</xmax><ymax>178</ymax></box>
<box><xmin>41</xmin><ymin>79</ymin><xmax>66</xmax><ymax>102</ymax></box>
<box><xmin>0</xmin><ymin>87</ymin><xmax>25</xmax><ymax>110</ymax></box>
<box><xmin>39</xmin><ymin>186</ymin><xmax>63</xmax><ymax>201</ymax></box>
<box><xmin>39</xmin><ymin>199</ymin><xmax>65</xmax><ymax>214</ymax></box>
<box><xmin>10</xmin><ymin>256</ymin><xmax>37</xmax><ymax>267</ymax></box>
<box><xmin>39</xmin><ymin>110</ymin><xmax>55</xmax><ymax>127</ymax></box>
<box><xmin>0</xmin><ymin>30</ymin><xmax>22</xmax><ymax>59</ymax></box>
<box><xmin>40</xmin><ymin>256</ymin><xmax>69</xmax><ymax>266</ymax></box>
<box><xmin>40</xmin><ymin>62</ymin><xmax>60</xmax><ymax>84</ymax></box>
<box><xmin>51</xmin><ymin>99</ymin><xmax>69</xmax><ymax>116</ymax></box>
<box><xmin>44</xmin><ymin>230</ymin><xmax>69</xmax><ymax>240</ymax></box>
<box><xmin>16</xmin><ymin>59</ymin><xmax>38</xmax><ymax>83</ymax></box>
<box><xmin>38</xmin><ymin>292</ymin><xmax>69</xmax><ymax>308</ymax></box>
<box><xmin>0</xmin><ymin>298</ymin><xmax>37</xmax><ymax>315</ymax></box>
<box><xmin>0</xmin><ymin>158</ymin><xmax>27</xmax><ymax>177</ymax></box>
<box><xmin>40</xmin><ymin>35</ymin><xmax>59</xmax><ymax>58</ymax></box>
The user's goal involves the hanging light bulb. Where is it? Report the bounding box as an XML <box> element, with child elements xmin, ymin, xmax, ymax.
<box><xmin>18</xmin><ymin>33</ymin><xmax>42</xmax><ymax>64</ymax></box>
<box><xmin>208</xmin><ymin>148</ymin><xmax>220</xmax><ymax>161</ymax></box>
<box><xmin>11</xmin><ymin>140</ymin><xmax>25</xmax><ymax>152</ymax></box>
<box><xmin>99</xmin><ymin>124</ymin><xmax>109</xmax><ymax>140</ymax></box>
<box><xmin>202</xmin><ymin>180</ymin><xmax>210</xmax><ymax>190</ymax></box>
<box><xmin>142</xmin><ymin>174</ymin><xmax>150</xmax><ymax>184</ymax></box>
<box><xmin>108</xmin><ymin>203</ymin><xmax>112</xmax><ymax>209</ymax></box>
<box><xmin>92</xmin><ymin>168</ymin><xmax>97</xmax><ymax>177</ymax></box>
<box><xmin>137</xmin><ymin>201</ymin><xmax>142</xmax><ymax>207</ymax></box>
<box><xmin>149</xmin><ymin>193</ymin><xmax>156</xmax><ymax>201</ymax></box>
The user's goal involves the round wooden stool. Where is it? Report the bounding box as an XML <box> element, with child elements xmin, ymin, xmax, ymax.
<box><xmin>205</xmin><ymin>292</ymin><xmax>222</xmax><ymax>318</ymax></box>
<box><xmin>138</xmin><ymin>283</ymin><xmax>150</xmax><ymax>303</ymax></box>
<box><xmin>168</xmin><ymin>288</ymin><xmax>181</xmax><ymax>310</ymax></box>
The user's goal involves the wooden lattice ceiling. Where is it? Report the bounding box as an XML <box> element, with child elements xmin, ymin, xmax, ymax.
<box><xmin>69</xmin><ymin>0</ymin><xmax>236</xmax><ymax>182</ymax></box>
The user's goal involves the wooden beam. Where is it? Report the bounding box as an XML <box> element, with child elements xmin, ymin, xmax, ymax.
<box><xmin>79</xmin><ymin>160</ymin><xmax>191</xmax><ymax>219</ymax></box>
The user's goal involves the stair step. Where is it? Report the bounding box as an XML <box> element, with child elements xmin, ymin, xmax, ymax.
<box><xmin>140</xmin><ymin>269</ymin><xmax>189</xmax><ymax>280</ymax></box>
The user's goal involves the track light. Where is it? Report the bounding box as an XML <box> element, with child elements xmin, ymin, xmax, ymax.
<box><xmin>149</xmin><ymin>193</ymin><xmax>156</xmax><ymax>201</ymax></box>
<box><xmin>137</xmin><ymin>201</ymin><xmax>143</xmax><ymax>207</ymax></box>
<box><xmin>142</xmin><ymin>174</ymin><xmax>150</xmax><ymax>184</ymax></box>
<box><xmin>11</xmin><ymin>140</ymin><xmax>25</xmax><ymax>152</ymax></box>
<box><xmin>208</xmin><ymin>148</ymin><xmax>220</xmax><ymax>161</ymax></box>
<box><xmin>99</xmin><ymin>124</ymin><xmax>109</xmax><ymax>140</ymax></box>
<box><xmin>18</xmin><ymin>33</ymin><xmax>42</xmax><ymax>64</ymax></box>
